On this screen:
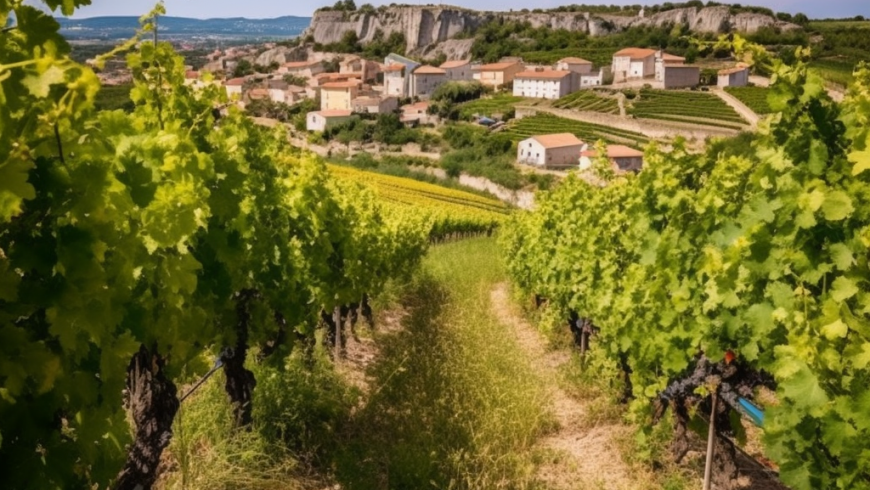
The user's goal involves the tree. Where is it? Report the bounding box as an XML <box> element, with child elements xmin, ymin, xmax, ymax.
<box><xmin>233</xmin><ymin>59</ymin><xmax>254</xmax><ymax>77</ymax></box>
<box><xmin>792</xmin><ymin>12</ymin><xmax>809</xmax><ymax>25</ymax></box>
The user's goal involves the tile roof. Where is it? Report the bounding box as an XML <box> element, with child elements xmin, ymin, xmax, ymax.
<box><xmin>313</xmin><ymin>110</ymin><xmax>353</xmax><ymax>117</ymax></box>
<box><xmin>185</xmin><ymin>70</ymin><xmax>200</xmax><ymax>79</ymax></box>
<box><xmin>224</xmin><ymin>77</ymin><xmax>246</xmax><ymax>86</ymax></box>
<box><xmin>321</xmin><ymin>81</ymin><xmax>361</xmax><ymax>89</ymax></box>
<box><xmin>248</xmin><ymin>88</ymin><xmax>270</xmax><ymax>99</ymax></box>
<box><xmin>659</xmin><ymin>52</ymin><xmax>686</xmax><ymax>62</ymax></box>
<box><xmin>528</xmin><ymin>133</ymin><xmax>584</xmax><ymax>149</ymax></box>
<box><xmin>414</xmin><ymin>65</ymin><xmax>447</xmax><ymax>75</ymax></box>
<box><xmin>558</xmin><ymin>57</ymin><xmax>592</xmax><ymax>64</ymax></box>
<box><xmin>440</xmin><ymin>59</ymin><xmax>471</xmax><ymax>69</ymax></box>
<box><xmin>477</xmin><ymin>61</ymin><xmax>520</xmax><ymax>71</ymax></box>
<box><xmin>283</xmin><ymin>61</ymin><xmax>317</xmax><ymax>69</ymax></box>
<box><xmin>613</xmin><ymin>48</ymin><xmax>657</xmax><ymax>60</ymax></box>
<box><xmin>582</xmin><ymin>145</ymin><xmax>644</xmax><ymax>159</ymax></box>
<box><xmin>516</xmin><ymin>70</ymin><xmax>571</xmax><ymax>80</ymax></box>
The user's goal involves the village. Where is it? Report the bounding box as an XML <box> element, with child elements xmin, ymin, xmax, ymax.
<box><xmin>177</xmin><ymin>42</ymin><xmax>753</xmax><ymax>175</ymax></box>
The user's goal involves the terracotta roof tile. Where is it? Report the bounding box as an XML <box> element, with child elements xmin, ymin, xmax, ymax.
<box><xmin>558</xmin><ymin>57</ymin><xmax>592</xmax><ymax>64</ymax></box>
<box><xmin>440</xmin><ymin>59</ymin><xmax>471</xmax><ymax>69</ymax></box>
<box><xmin>224</xmin><ymin>77</ymin><xmax>246</xmax><ymax>86</ymax></box>
<box><xmin>413</xmin><ymin>65</ymin><xmax>446</xmax><ymax>75</ymax></box>
<box><xmin>313</xmin><ymin>110</ymin><xmax>353</xmax><ymax>117</ymax></box>
<box><xmin>660</xmin><ymin>52</ymin><xmax>686</xmax><ymax>62</ymax></box>
<box><xmin>322</xmin><ymin>81</ymin><xmax>361</xmax><ymax>89</ymax></box>
<box><xmin>528</xmin><ymin>133</ymin><xmax>584</xmax><ymax>149</ymax></box>
<box><xmin>477</xmin><ymin>61</ymin><xmax>521</xmax><ymax>71</ymax></box>
<box><xmin>613</xmin><ymin>48</ymin><xmax>657</xmax><ymax>60</ymax></box>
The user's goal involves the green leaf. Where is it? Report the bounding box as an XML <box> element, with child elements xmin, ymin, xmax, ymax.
<box><xmin>776</xmin><ymin>358</ymin><xmax>829</xmax><ymax>409</ymax></box>
<box><xmin>849</xmin><ymin>149</ymin><xmax>870</xmax><ymax>176</ymax></box>
<box><xmin>821</xmin><ymin>190</ymin><xmax>854</xmax><ymax>221</ymax></box>
<box><xmin>828</xmin><ymin>243</ymin><xmax>855</xmax><ymax>271</ymax></box>
<box><xmin>831</xmin><ymin>277</ymin><xmax>859</xmax><ymax>302</ymax></box>
<box><xmin>22</xmin><ymin>65</ymin><xmax>66</xmax><ymax>99</ymax></box>
<box><xmin>821</xmin><ymin>319</ymin><xmax>848</xmax><ymax>340</ymax></box>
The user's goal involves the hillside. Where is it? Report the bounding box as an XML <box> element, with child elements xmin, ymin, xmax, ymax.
<box><xmin>304</xmin><ymin>4</ymin><xmax>798</xmax><ymax>56</ymax></box>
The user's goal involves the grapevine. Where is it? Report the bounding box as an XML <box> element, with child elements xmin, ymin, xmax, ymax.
<box><xmin>0</xmin><ymin>2</ymin><xmax>430</xmax><ymax>487</ymax></box>
<box><xmin>503</xmin><ymin>36</ymin><xmax>870</xmax><ymax>489</ymax></box>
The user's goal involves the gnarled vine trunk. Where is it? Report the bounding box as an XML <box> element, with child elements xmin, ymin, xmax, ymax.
<box><xmin>223</xmin><ymin>289</ymin><xmax>257</xmax><ymax>429</ymax></box>
<box><xmin>115</xmin><ymin>345</ymin><xmax>179</xmax><ymax>490</ymax></box>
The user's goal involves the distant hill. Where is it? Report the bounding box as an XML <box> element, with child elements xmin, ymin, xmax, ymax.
<box><xmin>57</xmin><ymin>15</ymin><xmax>311</xmax><ymax>41</ymax></box>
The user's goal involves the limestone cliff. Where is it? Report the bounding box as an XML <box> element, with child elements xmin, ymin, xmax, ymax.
<box><xmin>303</xmin><ymin>5</ymin><xmax>798</xmax><ymax>58</ymax></box>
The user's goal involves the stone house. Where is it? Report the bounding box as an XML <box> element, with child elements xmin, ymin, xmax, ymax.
<box><xmin>352</xmin><ymin>96</ymin><xmax>399</xmax><ymax>114</ymax></box>
<box><xmin>267</xmin><ymin>80</ymin><xmax>289</xmax><ymax>103</ymax></box>
<box><xmin>717</xmin><ymin>66</ymin><xmax>750</xmax><ymax>87</ymax></box>
<box><xmin>556</xmin><ymin>57</ymin><xmax>593</xmax><ymax>75</ymax></box>
<box><xmin>513</xmin><ymin>70</ymin><xmax>573</xmax><ymax>99</ymax></box>
<box><xmin>611</xmin><ymin>48</ymin><xmax>657</xmax><ymax>82</ymax></box>
<box><xmin>320</xmin><ymin>81</ymin><xmax>361</xmax><ymax>111</ymax></box>
<box><xmin>440</xmin><ymin>59</ymin><xmax>473</xmax><ymax>81</ymax></box>
<box><xmin>655</xmin><ymin>52</ymin><xmax>686</xmax><ymax>81</ymax></box>
<box><xmin>409</xmin><ymin>65</ymin><xmax>447</xmax><ymax>99</ymax></box>
<box><xmin>224</xmin><ymin>77</ymin><xmax>246</xmax><ymax>98</ymax></box>
<box><xmin>579</xmin><ymin>144</ymin><xmax>644</xmax><ymax>172</ymax></box>
<box><xmin>306</xmin><ymin>110</ymin><xmax>355</xmax><ymax>132</ymax></box>
<box><xmin>383</xmin><ymin>63</ymin><xmax>406</xmax><ymax>97</ymax></box>
<box><xmin>400</xmin><ymin>101</ymin><xmax>437</xmax><ymax>125</ymax></box>
<box><xmin>517</xmin><ymin>133</ymin><xmax>585</xmax><ymax>169</ymax></box>
<box><xmin>662</xmin><ymin>66</ymin><xmax>700</xmax><ymax>89</ymax></box>
<box><xmin>278</xmin><ymin>60</ymin><xmax>324</xmax><ymax>79</ymax></box>
<box><xmin>474</xmin><ymin>61</ymin><xmax>525</xmax><ymax>89</ymax></box>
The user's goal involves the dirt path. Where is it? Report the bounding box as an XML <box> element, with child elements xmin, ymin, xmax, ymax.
<box><xmin>489</xmin><ymin>283</ymin><xmax>639</xmax><ymax>490</ymax></box>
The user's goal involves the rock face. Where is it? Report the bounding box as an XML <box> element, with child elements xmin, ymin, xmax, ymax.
<box><xmin>305</xmin><ymin>7</ymin><xmax>492</xmax><ymax>54</ymax></box>
<box><xmin>303</xmin><ymin>5</ymin><xmax>798</xmax><ymax>58</ymax></box>
<box><xmin>254</xmin><ymin>46</ymin><xmax>307</xmax><ymax>66</ymax></box>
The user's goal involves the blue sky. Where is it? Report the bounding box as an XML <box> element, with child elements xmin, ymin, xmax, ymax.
<box><xmin>44</xmin><ymin>0</ymin><xmax>869</xmax><ymax>20</ymax></box>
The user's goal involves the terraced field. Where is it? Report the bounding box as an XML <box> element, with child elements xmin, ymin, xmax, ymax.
<box><xmin>627</xmin><ymin>89</ymin><xmax>748</xmax><ymax>130</ymax></box>
<box><xmin>504</xmin><ymin>113</ymin><xmax>649</xmax><ymax>148</ymax></box>
<box><xmin>328</xmin><ymin>165</ymin><xmax>509</xmax><ymax>238</ymax></box>
<box><xmin>459</xmin><ymin>94</ymin><xmax>525</xmax><ymax>119</ymax></box>
<box><xmin>552</xmin><ymin>90</ymin><xmax>620</xmax><ymax>114</ymax></box>
<box><xmin>724</xmin><ymin>86</ymin><xmax>773</xmax><ymax>114</ymax></box>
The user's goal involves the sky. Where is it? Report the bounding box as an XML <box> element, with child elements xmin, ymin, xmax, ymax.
<box><xmin>39</xmin><ymin>0</ymin><xmax>869</xmax><ymax>20</ymax></box>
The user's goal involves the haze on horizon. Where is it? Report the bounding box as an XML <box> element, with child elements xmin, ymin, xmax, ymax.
<box><xmin>39</xmin><ymin>0</ymin><xmax>870</xmax><ymax>20</ymax></box>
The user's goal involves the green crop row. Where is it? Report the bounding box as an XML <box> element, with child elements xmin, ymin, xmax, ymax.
<box><xmin>505</xmin><ymin>114</ymin><xmax>649</xmax><ymax>147</ymax></box>
<box><xmin>724</xmin><ymin>86</ymin><xmax>773</xmax><ymax>114</ymax></box>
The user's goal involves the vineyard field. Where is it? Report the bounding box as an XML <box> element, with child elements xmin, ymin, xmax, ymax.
<box><xmin>505</xmin><ymin>113</ymin><xmax>649</xmax><ymax>148</ymax></box>
<box><xmin>329</xmin><ymin>165</ymin><xmax>509</xmax><ymax>238</ymax></box>
<box><xmin>627</xmin><ymin>88</ymin><xmax>748</xmax><ymax>129</ymax></box>
<box><xmin>552</xmin><ymin>90</ymin><xmax>620</xmax><ymax>114</ymax></box>
<box><xmin>724</xmin><ymin>86</ymin><xmax>773</xmax><ymax>114</ymax></box>
<box><xmin>458</xmin><ymin>94</ymin><xmax>525</xmax><ymax>119</ymax></box>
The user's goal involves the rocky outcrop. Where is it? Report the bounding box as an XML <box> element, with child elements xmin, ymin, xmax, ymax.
<box><xmin>303</xmin><ymin>5</ymin><xmax>799</xmax><ymax>58</ymax></box>
<box><xmin>305</xmin><ymin>7</ymin><xmax>492</xmax><ymax>54</ymax></box>
<box><xmin>254</xmin><ymin>45</ymin><xmax>307</xmax><ymax>66</ymax></box>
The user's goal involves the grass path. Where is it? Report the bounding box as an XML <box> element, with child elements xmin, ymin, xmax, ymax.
<box><xmin>159</xmin><ymin>237</ymin><xmax>679</xmax><ymax>490</ymax></box>
<box><xmin>335</xmin><ymin>238</ymin><xmax>664</xmax><ymax>489</ymax></box>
